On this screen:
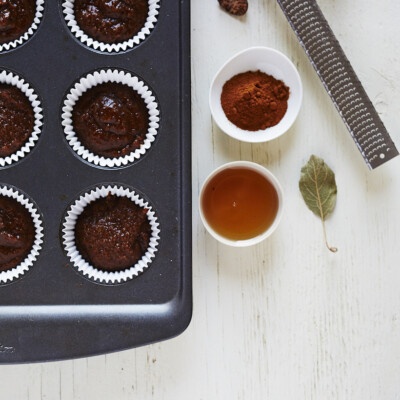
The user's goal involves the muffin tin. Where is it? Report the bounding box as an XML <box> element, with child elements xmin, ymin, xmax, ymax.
<box><xmin>0</xmin><ymin>1</ymin><xmax>192</xmax><ymax>363</ymax></box>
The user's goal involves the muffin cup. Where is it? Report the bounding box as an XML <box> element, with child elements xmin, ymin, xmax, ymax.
<box><xmin>61</xmin><ymin>69</ymin><xmax>160</xmax><ymax>168</ymax></box>
<box><xmin>62</xmin><ymin>0</ymin><xmax>160</xmax><ymax>53</ymax></box>
<box><xmin>0</xmin><ymin>185</ymin><xmax>44</xmax><ymax>284</ymax></box>
<box><xmin>0</xmin><ymin>70</ymin><xmax>44</xmax><ymax>168</ymax></box>
<box><xmin>0</xmin><ymin>0</ymin><xmax>45</xmax><ymax>53</ymax></box>
<box><xmin>62</xmin><ymin>184</ymin><xmax>160</xmax><ymax>284</ymax></box>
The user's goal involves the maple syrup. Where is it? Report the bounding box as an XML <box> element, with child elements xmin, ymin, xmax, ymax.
<box><xmin>201</xmin><ymin>167</ymin><xmax>279</xmax><ymax>241</ymax></box>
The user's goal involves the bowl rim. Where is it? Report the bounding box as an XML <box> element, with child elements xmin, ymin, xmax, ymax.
<box><xmin>209</xmin><ymin>46</ymin><xmax>303</xmax><ymax>143</ymax></box>
<box><xmin>198</xmin><ymin>161</ymin><xmax>284</xmax><ymax>247</ymax></box>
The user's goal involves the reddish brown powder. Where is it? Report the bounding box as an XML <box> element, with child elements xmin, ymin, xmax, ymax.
<box><xmin>221</xmin><ymin>70</ymin><xmax>290</xmax><ymax>131</ymax></box>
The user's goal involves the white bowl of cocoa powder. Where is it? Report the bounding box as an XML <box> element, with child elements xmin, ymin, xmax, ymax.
<box><xmin>209</xmin><ymin>46</ymin><xmax>303</xmax><ymax>142</ymax></box>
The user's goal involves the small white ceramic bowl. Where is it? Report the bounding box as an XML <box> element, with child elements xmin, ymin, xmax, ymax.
<box><xmin>209</xmin><ymin>46</ymin><xmax>303</xmax><ymax>143</ymax></box>
<box><xmin>199</xmin><ymin>161</ymin><xmax>284</xmax><ymax>247</ymax></box>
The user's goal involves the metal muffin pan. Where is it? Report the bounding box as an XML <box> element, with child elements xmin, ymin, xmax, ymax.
<box><xmin>0</xmin><ymin>0</ymin><xmax>192</xmax><ymax>363</ymax></box>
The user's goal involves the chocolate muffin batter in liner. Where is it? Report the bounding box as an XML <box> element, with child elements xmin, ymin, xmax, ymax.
<box><xmin>0</xmin><ymin>185</ymin><xmax>44</xmax><ymax>284</ymax></box>
<box><xmin>0</xmin><ymin>0</ymin><xmax>44</xmax><ymax>53</ymax></box>
<box><xmin>62</xmin><ymin>0</ymin><xmax>160</xmax><ymax>53</ymax></box>
<box><xmin>62</xmin><ymin>184</ymin><xmax>160</xmax><ymax>284</ymax></box>
<box><xmin>62</xmin><ymin>69</ymin><xmax>160</xmax><ymax>168</ymax></box>
<box><xmin>0</xmin><ymin>70</ymin><xmax>43</xmax><ymax>168</ymax></box>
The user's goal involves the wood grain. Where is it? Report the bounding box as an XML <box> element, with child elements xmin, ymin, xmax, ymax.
<box><xmin>1</xmin><ymin>0</ymin><xmax>400</xmax><ymax>398</ymax></box>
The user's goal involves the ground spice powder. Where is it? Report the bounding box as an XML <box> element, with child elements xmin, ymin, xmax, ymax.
<box><xmin>221</xmin><ymin>70</ymin><xmax>290</xmax><ymax>131</ymax></box>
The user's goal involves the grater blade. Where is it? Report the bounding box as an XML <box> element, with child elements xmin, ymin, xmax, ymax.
<box><xmin>277</xmin><ymin>0</ymin><xmax>398</xmax><ymax>169</ymax></box>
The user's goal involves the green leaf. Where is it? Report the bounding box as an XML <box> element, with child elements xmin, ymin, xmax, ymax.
<box><xmin>299</xmin><ymin>155</ymin><xmax>338</xmax><ymax>253</ymax></box>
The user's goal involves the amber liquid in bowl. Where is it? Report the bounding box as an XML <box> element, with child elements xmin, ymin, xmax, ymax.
<box><xmin>201</xmin><ymin>167</ymin><xmax>279</xmax><ymax>241</ymax></box>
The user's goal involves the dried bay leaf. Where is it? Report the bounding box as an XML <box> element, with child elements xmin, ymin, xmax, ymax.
<box><xmin>299</xmin><ymin>155</ymin><xmax>338</xmax><ymax>253</ymax></box>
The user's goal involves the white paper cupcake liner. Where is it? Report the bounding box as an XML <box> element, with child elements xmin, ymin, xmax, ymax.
<box><xmin>61</xmin><ymin>69</ymin><xmax>160</xmax><ymax>168</ymax></box>
<box><xmin>62</xmin><ymin>0</ymin><xmax>160</xmax><ymax>53</ymax></box>
<box><xmin>0</xmin><ymin>185</ymin><xmax>44</xmax><ymax>284</ymax></box>
<box><xmin>62</xmin><ymin>184</ymin><xmax>160</xmax><ymax>284</ymax></box>
<box><xmin>0</xmin><ymin>70</ymin><xmax>44</xmax><ymax>168</ymax></box>
<box><xmin>0</xmin><ymin>0</ymin><xmax>44</xmax><ymax>52</ymax></box>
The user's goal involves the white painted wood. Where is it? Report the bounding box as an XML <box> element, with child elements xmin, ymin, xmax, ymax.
<box><xmin>1</xmin><ymin>0</ymin><xmax>400</xmax><ymax>398</ymax></box>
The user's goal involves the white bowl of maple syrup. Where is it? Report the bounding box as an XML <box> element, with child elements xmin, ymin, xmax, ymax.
<box><xmin>199</xmin><ymin>161</ymin><xmax>284</xmax><ymax>247</ymax></box>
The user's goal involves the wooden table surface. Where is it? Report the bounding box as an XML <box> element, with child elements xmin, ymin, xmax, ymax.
<box><xmin>2</xmin><ymin>0</ymin><xmax>400</xmax><ymax>398</ymax></box>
